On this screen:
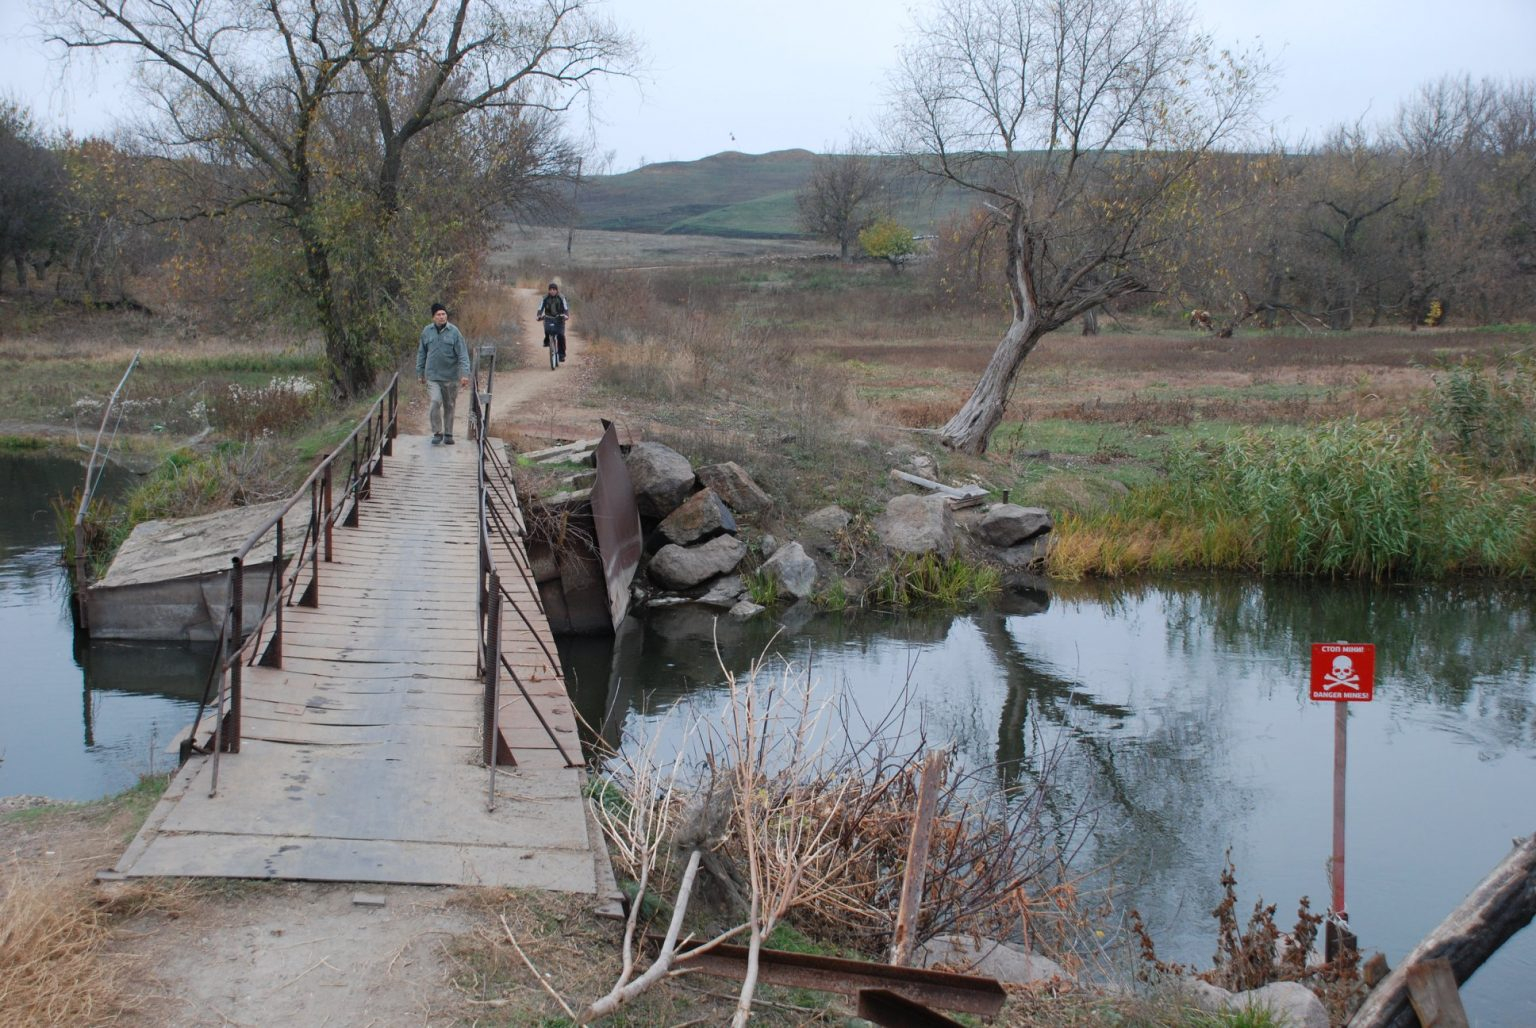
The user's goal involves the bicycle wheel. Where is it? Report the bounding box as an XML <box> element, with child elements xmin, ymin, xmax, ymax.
<box><xmin>548</xmin><ymin>333</ymin><xmax>560</xmax><ymax>370</ymax></box>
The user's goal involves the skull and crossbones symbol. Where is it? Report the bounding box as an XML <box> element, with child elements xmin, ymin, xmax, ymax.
<box><xmin>1321</xmin><ymin>655</ymin><xmax>1360</xmax><ymax>690</ymax></box>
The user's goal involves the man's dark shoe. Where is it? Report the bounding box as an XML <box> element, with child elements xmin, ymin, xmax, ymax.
<box><xmin>444</xmin><ymin>436</ymin><xmax>455</xmax><ymax>445</ymax></box>
<box><xmin>431</xmin><ymin>434</ymin><xmax>443</xmax><ymax>444</ymax></box>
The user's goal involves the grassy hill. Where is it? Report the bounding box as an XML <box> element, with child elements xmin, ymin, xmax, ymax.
<box><xmin>568</xmin><ymin>150</ymin><xmax>970</xmax><ymax>240</ymax></box>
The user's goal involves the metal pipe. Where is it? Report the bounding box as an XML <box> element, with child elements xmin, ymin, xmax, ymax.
<box><xmin>228</xmin><ymin>557</ymin><xmax>244</xmax><ymax>755</ymax></box>
<box><xmin>268</xmin><ymin>518</ymin><xmax>284</xmax><ymax>666</ymax></box>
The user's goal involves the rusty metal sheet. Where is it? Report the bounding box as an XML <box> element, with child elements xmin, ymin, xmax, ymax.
<box><xmin>672</xmin><ymin>939</ymin><xmax>1007</xmax><ymax>1016</ymax></box>
<box><xmin>589</xmin><ymin>419</ymin><xmax>642</xmax><ymax>630</ymax></box>
<box><xmin>858</xmin><ymin>989</ymin><xmax>966</xmax><ymax>1027</ymax></box>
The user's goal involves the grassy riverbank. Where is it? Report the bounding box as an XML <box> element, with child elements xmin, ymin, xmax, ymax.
<box><xmin>572</xmin><ymin>258</ymin><xmax>1536</xmax><ymax>583</ymax></box>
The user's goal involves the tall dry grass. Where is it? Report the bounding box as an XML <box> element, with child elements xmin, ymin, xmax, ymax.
<box><xmin>0</xmin><ymin>866</ymin><xmax>136</xmax><ymax>1024</ymax></box>
<box><xmin>1048</xmin><ymin>418</ymin><xmax>1536</xmax><ymax>580</ymax></box>
<box><xmin>573</xmin><ymin>265</ymin><xmax>884</xmax><ymax>512</ymax></box>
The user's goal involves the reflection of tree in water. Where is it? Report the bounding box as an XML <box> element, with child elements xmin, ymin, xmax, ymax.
<box><xmin>970</xmin><ymin>605</ymin><xmax>1250</xmax><ymax>940</ymax></box>
<box><xmin>1140</xmin><ymin>578</ymin><xmax>1536</xmax><ymax>749</ymax></box>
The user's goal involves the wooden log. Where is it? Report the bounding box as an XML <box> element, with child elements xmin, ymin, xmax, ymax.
<box><xmin>1349</xmin><ymin>834</ymin><xmax>1536</xmax><ymax>1028</ymax></box>
<box><xmin>1404</xmin><ymin>959</ymin><xmax>1469</xmax><ymax>1028</ymax></box>
<box><xmin>889</xmin><ymin>469</ymin><xmax>989</xmax><ymax>500</ymax></box>
<box><xmin>889</xmin><ymin>750</ymin><xmax>947</xmax><ymax>966</ymax></box>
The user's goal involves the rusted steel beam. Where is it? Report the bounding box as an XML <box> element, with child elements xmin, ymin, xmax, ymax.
<box><xmin>671</xmin><ymin>940</ymin><xmax>1006</xmax><ymax>1016</ymax></box>
<box><xmin>590</xmin><ymin>419</ymin><xmax>642</xmax><ymax>630</ymax></box>
<box><xmin>858</xmin><ymin>988</ymin><xmax>965</xmax><ymax>1027</ymax></box>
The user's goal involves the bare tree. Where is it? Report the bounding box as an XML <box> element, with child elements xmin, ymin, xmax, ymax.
<box><xmin>796</xmin><ymin>147</ymin><xmax>888</xmax><ymax>259</ymax></box>
<box><xmin>42</xmin><ymin>0</ymin><xmax>632</xmax><ymax>395</ymax></box>
<box><xmin>890</xmin><ymin>0</ymin><xmax>1267</xmax><ymax>453</ymax></box>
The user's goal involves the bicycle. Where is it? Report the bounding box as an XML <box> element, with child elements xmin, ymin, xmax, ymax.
<box><xmin>540</xmin><ymin>314</ymin><xmax>567</xmax><ymax>370</ymax></box>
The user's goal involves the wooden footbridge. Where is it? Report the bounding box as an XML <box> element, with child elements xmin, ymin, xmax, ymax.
<box><xmin>112</xmin><ymin>376</ymin><xmax>614</xmax><ymax>895</ymax></box>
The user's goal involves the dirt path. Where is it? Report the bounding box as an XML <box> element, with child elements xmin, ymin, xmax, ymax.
<box><xmin>398</xmin><ymin>287</ymin><xmax>605</xmax><ymax>447</ymax></box>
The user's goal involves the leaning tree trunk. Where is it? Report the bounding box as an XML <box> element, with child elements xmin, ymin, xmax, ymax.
<box><xmin>938</xmin><ymin>206</ymin><xmax>1045</xmax><ymax>455</ymax></box>
<box><xmin>1349</xmin><ymin>834</ymin><xmax>1536</xmax><ymax>1028</ymax></box>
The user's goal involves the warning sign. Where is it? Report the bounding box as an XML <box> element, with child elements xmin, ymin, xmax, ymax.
<box><xmin>1310</xmin><ymin>643</ymin><xmax>1375</xmax><ymax>702</ymax></box>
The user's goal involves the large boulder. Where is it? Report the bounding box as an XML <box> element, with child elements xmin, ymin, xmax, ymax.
<box><xmin>728</xmin><ymin>599</ymin><xmax>766</xmax><ymax>621</ymax></box>
<box><xmin>997</xmin><ymin>536</ymin><xmax>1050</xmax><ymax>568</ymax></box>
<box><xmin>975</xmin><ymin>504</ymin><xmax>1053</xmax><ymax>547</ymax></box>
<box><xmin>625</xmin><ymin>442</ymin><xmax>696</xmax><ymax>518</ymax></box>
<box><xmin>658</xmin><ymin>488</ymin><xmax>737</xmax><ymax>546</ymax></box>
<box><xmin>648</xmin><ymin>535</ymin><xmax>748</xmax><ymax>591</ymax></box>
<box><xmin>690</xmin><ymin>574</ymin><xmax>747</xmax><ymax>609</ymax></box>
<box><xmin>875</xmin><ymin>494</ymin><xmax>956</xmax><ymax>557</ymax></box>
<box><xmin>916</xmin><ymin>934</ymin><xmax>1067</xmax><ymax>985</ymax></box>
<box><xmin>761</xmin><ymin>541</ymin><xmax>818</xmax><ymax>599</ymax></box>
<box><xmin>697</xmin><ymin>461</ymin><xmax>773</xmax><ymax>515</ymax></box>
<box><xmin>803</xmin><ymin>505</ymin><xmax>852</xmax><ymax>534</ymax></box>
<box><xmin>1227</xmin><ymin>982</ymin><xmax>1328</xmax><ymax>1028</ymax></box>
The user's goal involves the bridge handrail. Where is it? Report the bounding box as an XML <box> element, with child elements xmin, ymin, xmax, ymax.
<box><xmin>473</xmin><ymin>390</ymin><xmax>574</xmax><ymax>810</ymax></box>
<box><xmin>189</xmin><ymin>374</ymin><xmax>399</xmax><ymax>793</ymax></box>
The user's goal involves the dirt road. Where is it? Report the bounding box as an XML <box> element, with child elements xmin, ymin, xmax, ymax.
<box><xmin>399</xmin><ymin>286</ymin><xmax>604</xmax><ymax>446</ymax></box>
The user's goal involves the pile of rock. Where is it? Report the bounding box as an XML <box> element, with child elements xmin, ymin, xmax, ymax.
<box><xmin>625</xmin><ymin>443</ymin><xmax>807</xmax><ymax>621</ymax></box>
<box><xmin>916</xmin><ymin>935</ymin><xmax>1327</xmax><ymax>1027</ymax></box>
<box><xmin>869</xmin><ymin>489</ymin><xmax>1054</xmax><ymax>571</ymax></box>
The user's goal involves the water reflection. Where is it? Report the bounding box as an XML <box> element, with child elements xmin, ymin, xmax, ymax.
<box><xmin>0</xmin><ymin>456</ymin><xmax>202</xmax><ymax>801</ymax></box>
<box><xmin>566</xmin><ymin>578</ymin><xmax>1536</xmax><ymax>1026</ymax></box>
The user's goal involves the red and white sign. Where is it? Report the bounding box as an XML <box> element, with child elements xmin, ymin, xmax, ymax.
<box><xmin>1310</xmin><ymin>643</ymin><xmax>1375</xmax><ymax>702</ymax></box>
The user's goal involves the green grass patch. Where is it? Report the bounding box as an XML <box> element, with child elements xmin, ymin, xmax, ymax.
<box><xmin>871</xmin><ymin>553</ymin><xmax>1002</xmax><ymax>609</ymax></box>
<box><xmin>1051</xmin><ymin>418</ymin><xmax>1535</xmax><ymax>579</ymax></box>
<box><xmin>0</xmin><ymin>434</ymin><xmax>48</xmax><ymax>451</ymax></box>
<box><xmin>745</xmin><ymin>567</ymin><xmax>780</xmax><ymax>607</ymax></box>
<box><xmin>1</xmin><ymin>773</ymin><xmax>170</xmax><ymax>838</ymax></box>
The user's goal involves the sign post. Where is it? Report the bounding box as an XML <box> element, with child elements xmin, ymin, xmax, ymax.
<box><xmin>1310</xmin><ymin>641</ymin><xmax>1375</xmax><ymax>961</ymax></box>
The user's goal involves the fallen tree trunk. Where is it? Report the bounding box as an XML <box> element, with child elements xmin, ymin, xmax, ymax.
<box><xmin>1349</xmin><ymin>834</ymin><xmax>1536</xmax><ymax>1028</ymax></box>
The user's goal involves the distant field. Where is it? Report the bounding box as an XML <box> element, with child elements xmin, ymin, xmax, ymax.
<box><xmin>489</xmin><ymin>224</ymin><xmax>827</xmax><ymax>272</ymax></box>
<box><xmin>563</xmin><ymin>149</ymin><xmax>971</xmax><ymax>239</ymax></box>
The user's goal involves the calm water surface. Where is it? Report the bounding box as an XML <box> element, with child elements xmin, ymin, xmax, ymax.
<box><xmin>0</xmin><ymin>456</ymin><xmax>204</xmax><ymax>801</ymax></box>
<box><xmin>561</xmin><ymin>580</ymin><xmax>1536</xmax><ymax>1025</ymax></box>
<box><xmin>6</xmin><ymin>450</ymin><xmax>1533</xmax><ymax>1019</ymax></box>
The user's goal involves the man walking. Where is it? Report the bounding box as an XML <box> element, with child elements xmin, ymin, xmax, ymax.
<box><xmin>416</xmin><ymin>303</ymin><xmax>471</xmax><ymax>445</ymax></box>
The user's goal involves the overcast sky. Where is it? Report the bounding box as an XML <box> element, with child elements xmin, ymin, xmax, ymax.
<box><xmin>4</xmin><ymin>0</ymin><xmax>1533</xmax><ymax>171</ymax></box>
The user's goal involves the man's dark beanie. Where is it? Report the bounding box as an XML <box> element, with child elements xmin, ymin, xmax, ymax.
<box><xmin>431</xmin><ymin>302</ymin><xmax>447</xmax><ymax>314</ymax></box>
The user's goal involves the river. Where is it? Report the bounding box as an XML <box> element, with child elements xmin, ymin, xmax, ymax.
<box><xmin>0</xmin><ymin>455</ymin><xmax>204</xmax><ymax>801</ymax></box>
<box><xmin>560</xmin><ymin>579</ymin><xmax>1536</xmax><ymax>1025</ymax></box>
<box><xmin>4</xmin><ymin>451</ymin><xmax>1532</xmax><ymax>1020</ymax></box>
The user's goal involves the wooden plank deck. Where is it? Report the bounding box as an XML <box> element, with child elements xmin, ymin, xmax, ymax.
<box><xmin>114</xmin><ymin>435</ymin><xmax>610</xmax><ymax>894</ymax></box>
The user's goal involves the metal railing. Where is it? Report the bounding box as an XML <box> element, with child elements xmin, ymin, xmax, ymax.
<box><xmin>473</xmin><ymin>389</ymin><xmax>578</xmax><ymax>812</ymax></box>
<box><xmin>184</xmin><ymin>375</ymin><xmax>400</xmax><ymax>795</ymax></box>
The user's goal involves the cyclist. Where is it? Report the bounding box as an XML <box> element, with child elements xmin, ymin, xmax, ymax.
<box><xmin>535</xmin><ymin>282</ymin><xmax>570</xmax><ymax>363</ymax></box>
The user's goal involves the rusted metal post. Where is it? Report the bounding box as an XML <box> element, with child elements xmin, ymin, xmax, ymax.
<box><xmin>891</xmin><ymin>750</ymin><xmax>948</xmax><ymax>966</ymax></box>
<box><xmin>74</xmin><ymin>520</ymin><xmax>89</xmax><ymax>632</ymax></box>
<box><xmin>485</xmin><ymin>572</ymin><xmax>503</xmax><ymax>810</ymax></box>
<box><xmin>385</xmin><ymin>377</ymin><xmax>397</xmax><ymax>453</ymax></box>
<box><xmin>1328</xmin><ymin>701</ymin><xmax>1354</xmax><ymax>961</ymax></box>
<box><xmin>372</xmin><ymin>405</ymin><xmax>385</xmax><ymax>476</ymax></box>
<box><xmin>303</xmin><ymin>482</ymin><xmax>319</xmax><ymax>607</ymax></box>
<box><xmin>263</xmin><ymin>518</ymin><xmax>284</xmax><ymax>667</ymax></box>
<box><xmin>323</xmin><ymin>464</ymin><xmax>334</xmax><ymax>560</ymax></box>
<box><xmin>227</xmin><ymin>557</ymin><xmax>243</xmax><ymax>754</ymax></box>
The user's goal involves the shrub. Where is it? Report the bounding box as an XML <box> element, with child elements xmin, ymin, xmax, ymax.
<box><xmin>205</xmin><ymin>375</ymin><xmax>324</xmax><ymax>440</ymax></box>
<box><xmin>1429</xmin><ymin>351</ymin><xmax>1536</xmax><ymax>473</ymax></box>
<box><xmin>871</xmin><ymin>552</ymin><xmax>1002</xmax><ymax>608</ymax></box>
<box><xmin>1051</xmin><ymin>419</ymin><xmax>1533</xmax><ymax>579</ymax></box>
